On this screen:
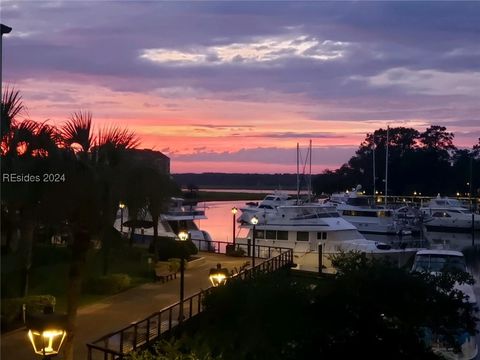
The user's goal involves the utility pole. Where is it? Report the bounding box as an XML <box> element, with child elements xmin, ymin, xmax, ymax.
<box><xmin>470</xmin><ymin>154</ymin><xmax>475</xmax><ymax>246</ymax></box>
<box><xmin>1</xmin><ymin>24</ymin><xmax>13</xmax><ymax>103</ymax></box>
<box><xmin>385</xmin><ymin>126</ymin><xmax>389</xmax><ymax>207</ymax></box>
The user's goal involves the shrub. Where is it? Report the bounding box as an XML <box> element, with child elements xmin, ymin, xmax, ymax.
<box><xmin>155</xmin><ymin>238</ymin><xmax>198</xmax><ymax>261</ymax></box>
<box><xmin>226</xmin><ymin>245</ymin><xmax>245</xmax><ymax>257</ymax></box>
<box><xmin>1</xmin><ymin>295</ymin><xmax>56</xmax><ymax>329</ymax></box>
<box><xmin>86</xmin><ymin>273</ymin><xmax>132</xmax><ymax>295</ymax></box>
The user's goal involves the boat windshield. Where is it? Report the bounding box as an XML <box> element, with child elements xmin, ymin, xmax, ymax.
<box><xmin>412</xmin><ymin>254</ymin><xmax>467</xmax><ymax>273</ymax></box>
<box><xmin>346</xmin><ymin>197</ymin><xmax>371</xmax><ymax>207</ymax></box>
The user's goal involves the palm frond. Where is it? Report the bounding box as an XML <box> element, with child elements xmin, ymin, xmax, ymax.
<box><xmin>97</xmin><ymin>126</ymin><xmax>140</xmax><ymax>150</ymax></box>
<box><xmin>61</xmin><ymin>111</ymin><xmax>94</xmax><ymax>152</ymax></box>
<box><xmin>33</xmin><ymin>121</ymin><xmax>63</xmax><ymax>157</ymax></box>
<box><xmin>1</xmin><ymin>86</ymin><xmax>26</xmax><ymax>137</ymax></box>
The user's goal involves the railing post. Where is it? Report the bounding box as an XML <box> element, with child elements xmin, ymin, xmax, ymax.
<box><xmin>157</xmin><ymin>312</ymin><xmax>161</xmax><ymax>335</ymax></box>
<box><xmin>119</xmin><ymin>330</ymin><xmax>124</xmax><ymax>354</ymax></box>
<box><xmin>247</xmin><ymin>238</ymin><xmax>251</xmax><ymax>257</ymax></box>
<box><xmin>268</xmin><ymin>246</ymin><xmax>271</xmax><ymax>259</ymax></box>
<box><xmin>133</xmin><ymin>323</ymin><xmax>138</xmax><ymax>350</ymax></box>
<box><xmin>318</xmin><ymin>243</ymin><xmax>323</xmax><ymax>274</ymax></box>
<box><xmin>146</xmin><ymin>318</ymin><xmax>151</xmax><ymax>343</ymax></box>
<box><xmin>168</xmin><ymin>307</ymin><xmax>173</xmax><ymax>331</ymax></box>
<box><xmin>198</xmin><ymin>291</ymin><xmax>202</xmax><ymax>313</ymax></box>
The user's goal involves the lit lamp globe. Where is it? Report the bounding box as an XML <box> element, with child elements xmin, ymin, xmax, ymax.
<box><xmin>119</xmin><ymin>202</ymin><xmax>125</xmax><ymax>209</ymax></box>
<box><xmin>178</xmin><ymin>231</ymin><xmax>188</xmax><ymax>242</ymax></box>
<box><xmin>231</xmin><ymin>207</ymin><xmax>238</xmax><ymax>215</ymax></box>
<box><xmin>251</xmin><ymin>215</ymin><xmax>259</xmax><ymax>226</ymax></box>
<box><xmin>209</xmin><ymin>264</ymin><xmax>229</xmax><ymax>287</ymax></box>
<box><xmin>27</xmin><ymin>313</ymin><xmax>67</xmax><ymax>359</ymax></box>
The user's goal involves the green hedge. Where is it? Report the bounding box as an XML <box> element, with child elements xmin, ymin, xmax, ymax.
<box><xmin>85</xmin><ymin>273</ymin><xmax>132</xmax><ymax>295</ymax></box>
<box><xmin>155</xmin><ymin>238</ymin><xmax>198</xmax><ymax>261</ymax></box>
<box><xmin>1</xmin><ymin>295</ymin><xmax>56</xmax><ymax>329</ymax></box>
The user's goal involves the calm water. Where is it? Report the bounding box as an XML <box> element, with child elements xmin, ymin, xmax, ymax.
<box><xmin>196</xmin><ymin>200</ymin><xmax>250</xmax><ymax>243</ymax></box>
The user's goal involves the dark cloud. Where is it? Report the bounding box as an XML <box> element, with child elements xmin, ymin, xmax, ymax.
<box><xmin>246</xmin><ymin>132</ymin><xmax>346</xmax><ymax>139</ymax></box>
<box><xmin>3</xmin><ymin>1</ymin><xmax>479</xmax><ymax>131</ymax></box>
<box><xmin>171</xmin><ymin>146</ymin><xmax>356</xmax><ymax>166</ymax></box>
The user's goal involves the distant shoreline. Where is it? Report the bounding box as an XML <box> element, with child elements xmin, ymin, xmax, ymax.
<box><xmin>185</xmin><ymin>190</ymin><xmax>268</xmax><ymax>202</ymax></box>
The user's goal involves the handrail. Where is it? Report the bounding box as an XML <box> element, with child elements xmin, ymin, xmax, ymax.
<box><xmin>87</xmin><ymin>246</ymin><xmax>293</xmax><ymax>360</ymax></box>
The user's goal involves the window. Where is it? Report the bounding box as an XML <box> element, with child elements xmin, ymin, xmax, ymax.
<box><xmin>265</xmin><ymin>230</ymin><xmax>276</xmax><ymax>240</ymax></box>
<box><xmin>254</xmin><ymin>229</ymin><xmax>264</xmax><ymax>239</ymax></box>
<box><xmin>317</xmin><ymin>232</ymin><xmax>328</xmax><ymax>240</ymax></box>
<box><xmin>412</xmin><ymin>255</ymin><xmax>466</xmax><ymax>273</ymax></box>
<box><xmin>296</xmin><ymin>232</ymin><xmax>309</xmax><ymax>241</ymax></box>
<box><xmin>277</xmin><ymin>231</ymin><xmax>288</xmax><ymax>240</ymax></box>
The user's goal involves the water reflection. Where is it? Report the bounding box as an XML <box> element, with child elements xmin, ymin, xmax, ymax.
<box><xmin>197</xmin><ymin>200</ymin><xmax>249</xmax><ymax>243</ymax></box>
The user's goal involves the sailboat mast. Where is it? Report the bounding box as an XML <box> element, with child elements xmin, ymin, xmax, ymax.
<box><xmin>373</xmin><ymin>135</ymin><xmax>376</xmax><ymax>201</ymax></box>
<box><xmin>385</xmin><ymin>126</ymin><xmax>389</xmax><ymax>206</ymax></box>
<box><xmin>309</xmin><ymin>139</ymin><xmax>312</xmax><ymax>201</ymax></box>
<box><xmin>297</xmin><ymin>143</ymin><xmax>300</xmax><ymax>203</ymax></box>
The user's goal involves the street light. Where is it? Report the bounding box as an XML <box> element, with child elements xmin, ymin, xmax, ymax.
<box><xmin>177</xmin><ymin>230</ymin><xmax>188</xmax><ymax>321</ymax></box>
<box><xmin>209</xmin><ymin>263</ymin><xmax>229</xmax><ymax>287</ymax></box>
<box><xmin>1</xmin><ymin>24</ymin><xmax>12</xmax><ymax>107</ymax></box>
<box><xmin>119</xmin><ymin>202</ymin><xmax>125</xmax><ymax>233</ymax></box>
<box><xmin>231</xmin><ymin>207</ymin><xmax>238</xmax><ymax>246</ymax></box>
<box><xmin>251</xmin><ymin>216</ymin><xmax>259</xmax><ymax>268</ymax></box>
<box><xmin>26</xmin><ymin>312</ymin><xmax>67</xmax><ymax>359</ymax></box>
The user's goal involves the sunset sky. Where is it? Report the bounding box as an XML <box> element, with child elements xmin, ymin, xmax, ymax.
<box><xmin>2</xmin><ymin>1</ymin><xmax>479</xmax><ymax>173</ymax></box>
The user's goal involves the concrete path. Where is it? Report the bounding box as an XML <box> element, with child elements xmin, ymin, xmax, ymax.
<box><xmin>1</xmin><ymin>253</ymin><xmax>249</xmax><ymax>360</ymax></box>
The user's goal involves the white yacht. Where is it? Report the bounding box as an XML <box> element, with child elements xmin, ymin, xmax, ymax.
<box><xmin>421</xmin><ymin>195</ymin><xmax>480</xmax><ymax>233</ymax></box>
<box><xmin>329</xmin><ymin>189</ymin><xmax>417</xmax><ymax>235</ymax></box>
<box><xmin>236</xmin><ymin>204</ymin><xmax>419</xmax><ymax>272</ymax></box>
<box><xmin>411</xmin><ymin>250</ymin><xmax>478</xmax><ymax>359</ymax></box>
<box><xmin>114</xmin><ymin>198</ymin><xmax>214</xmax><ymax>250</ymax></box>
<box><xmin>238</xmin><ymin>191</ymin><xmax>299</xmax><ymax>224</ymax></box>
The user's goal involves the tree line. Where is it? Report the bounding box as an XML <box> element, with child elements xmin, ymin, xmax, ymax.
<box><xmin>1</xmin><ymin>88</ymin><xmax>178</xmax><ymax>359</ymax></box>
<box><xmin>313</xmin><ymin>126</ymin><xmax>480</xmax><ymax>197</ymax></box>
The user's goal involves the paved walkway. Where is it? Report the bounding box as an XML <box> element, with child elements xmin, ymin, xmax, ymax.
<box><xmin>0</xmin><ymin>253</ymin><xmax>249</xmax><ymax>360</ymax></box>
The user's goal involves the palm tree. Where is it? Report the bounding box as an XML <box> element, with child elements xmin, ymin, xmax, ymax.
<box><xmin>58</xmin><ymin>112</ymin><xmax>142</xmax><ymax>360</ymax></box>
<box><xmin>1</xmin><ymin>87</ymin><xmax>62</xmax><ymax>296</ymax></box>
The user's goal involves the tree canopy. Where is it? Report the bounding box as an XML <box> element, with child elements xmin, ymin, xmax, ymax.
<box><xmin>131</xmin><ymin>253</ymin><xmax>478</xmax><ymax>360</ymax></box>
<box><xmin>314</xmin><ymin>125</ymin><xmax>479</xmax><ymax>196</ymax></box>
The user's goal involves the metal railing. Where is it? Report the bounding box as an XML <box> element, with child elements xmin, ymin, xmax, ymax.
<box><xmin>87</xmin><ymin>246</ymin><xmax>293</xmax><ymax>360</ymax></box>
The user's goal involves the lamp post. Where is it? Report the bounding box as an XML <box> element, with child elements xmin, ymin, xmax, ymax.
<box><xmin>231</xmin><ymin>207</ymin><xmax>238</xmax><ymax>246</ymax></box>
<box><xmin>177</xmin><ymin>230</ymin><xmax>188</xmax><ymax>321</ymax></box>
<box><xmin>1</xmin><ymin>24</ymin><xmax>12</xmax><ymax>105</ymax></box>
<box><xmin>119</xmin><ymin>202</ymin><xmax>125</xmax><ymax>233</ymax></box>
<box><xmin>251</xmin><ymin>216</ymin><xmax>259</xmax><ymax>268</ymax></box>
<box><xmin>209</xmin><ymin>263</ymin><xmax>229</xmax><ymax>287</ymax></box>
<box><xmin>26</xmin><ymin>312</ymin><xmax>67</xmax><ymax>359</ymax></box>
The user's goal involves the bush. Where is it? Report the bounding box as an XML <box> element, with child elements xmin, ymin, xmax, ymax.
<box><xmin>155</xmin><ymin>238</ymin><xmax>198</xmax><ymax>261</ymax></box>
<box><xmin>86</xmin><ymin>273</ymin><xmax>132</xmax><ymax>295</ymax></box>
<box><xmin>32</xmin><ymin>244</ymin><xmax>71</xmax><ymax>266</ymax></box>
<box><xmin>1</xmin><ymin>295</ymin><xmax>56</xmax><ymax>330</ymax></box>
<box><xmin>226</xmin><ymin>245</ymin><xmax>245</xmax><ymax>257</ymax></box>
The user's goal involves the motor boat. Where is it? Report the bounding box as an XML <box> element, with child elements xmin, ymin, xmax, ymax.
<box><xmin>238</xmin><ymin>191</ymin><xmax>299</xmax><ymax>224</ymax></box>
<box><xmin>327</xmin><ymin>188</ymin><xmax>419</xmax><ymax>235</ymax></box>
<box><xmin>411</xmin><ymin>249</ymin><xmax>478</xmax><ymax>359</ymax></box>
<box><xmin>420</xmin><ymin>195</ymin><xmax>480</xmax><ymax>233</ymax></box>
<box><xmin>236</xmin><ymin>203</ymin><xmax>420</xmax><ymax>272</ymax></box>
<box><xmin>114</xmin><ymin>197</ymin><xmax>214</xmax><ymax>250</ymax></box>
